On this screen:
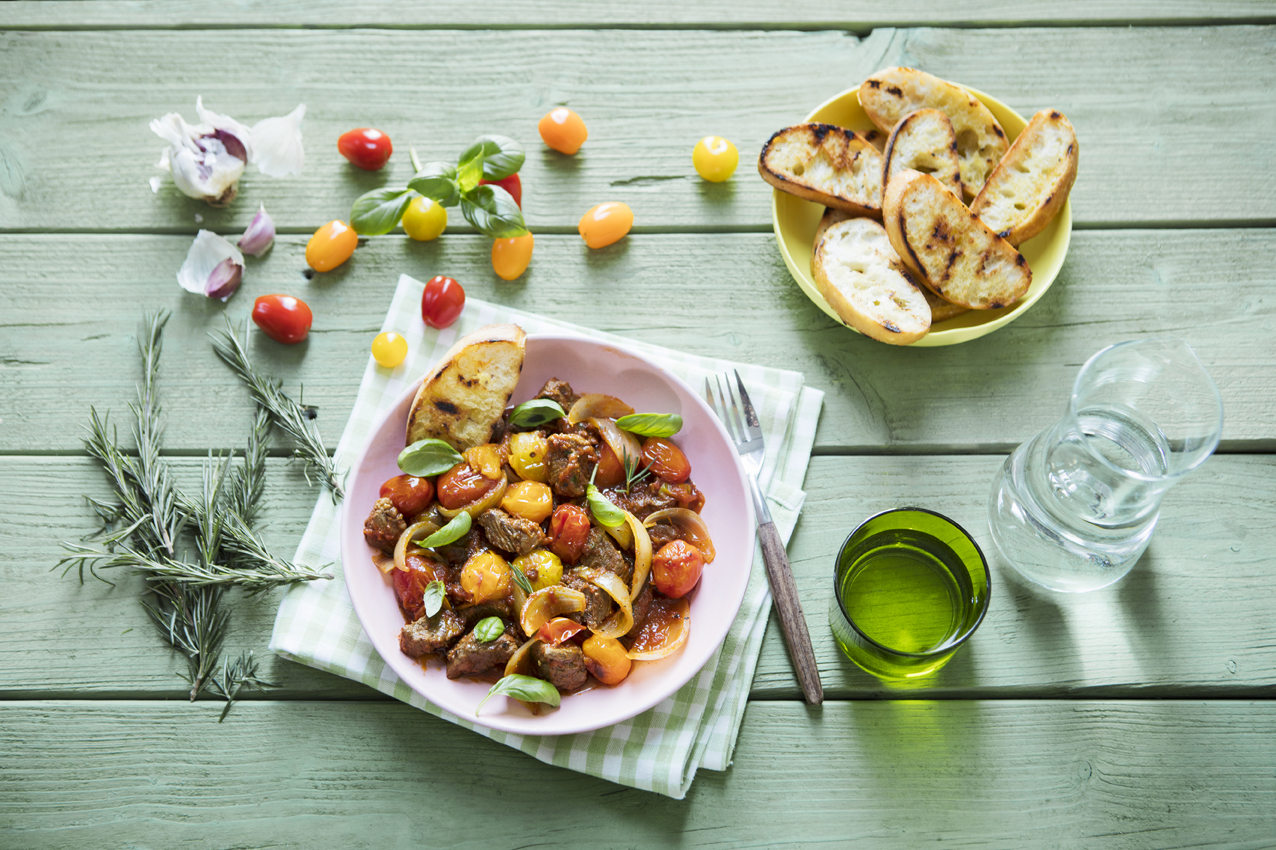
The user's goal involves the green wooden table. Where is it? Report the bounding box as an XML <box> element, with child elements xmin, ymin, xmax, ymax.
<box><xmin>3</xmin><ymin>3</ymin><xmax>1275</xmax><ymax>846</ymax></box>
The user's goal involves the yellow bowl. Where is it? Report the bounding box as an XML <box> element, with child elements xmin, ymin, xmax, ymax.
<box><xmin>770</xmin><ymin>84</ymin><xmax>1072</xmax><ymax>347</ymax></box>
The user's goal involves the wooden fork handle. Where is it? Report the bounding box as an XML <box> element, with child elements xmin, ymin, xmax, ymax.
<box><xmin>757</xmin><ymin>520</ymin><xmax>824</xmax><ymax>705</ymax></box>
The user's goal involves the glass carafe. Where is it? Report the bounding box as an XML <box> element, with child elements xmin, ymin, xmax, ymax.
<box><xmin>988</xmin><ymin>339</ymin><xmax>1223</xmax><ymax>592</ymax></box>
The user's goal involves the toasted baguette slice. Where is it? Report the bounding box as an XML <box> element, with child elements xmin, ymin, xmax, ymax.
<box><xmin>883</xmin><ymin>169</ymin><xmax>1031</xmax><ymax>310</ymax></box>
<box><xmin>860</xmin><ymin>127</ymin><xmax>887</xmax><ymax>152</ymax></box>
<box><xmin>405</xmin><ymin>323</ymin><xmax>526</xmax><ymax>450</ymax></box>
<box><xmin>922</xmin><ymin>287</ymin><xmax>969</xmax><ymax>323</ymax></box>
<box><xmin>860</xmin><ymin>67</ymin><xmax>1007</xmax><ymax>197</ymax></box>
<box><xmin>759</xmin><ymin>124</ymin><xmax>884</xmax><ymax>216</ymax></box>
<box><xmin>812</xmin><ymin>211</ymin><xmax>930</xmax><ymax>345</ymax></box>
<box><xmin>972</xmin><ymin>109</ymin><xmax>1078</xmax><ymax>246</ymax></box>
<box><xmin>883</xmin><ymin>108</ymin><xmax>964</xmax><ymax>199</ymax></box>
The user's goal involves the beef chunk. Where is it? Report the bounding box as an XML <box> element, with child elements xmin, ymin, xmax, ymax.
<box><xmin>399</xmin><ymin>609</ymin><xmax>465</xmax><ymax>658</ymax></box>
<box><xmin>436</xmin><ymin>527</ymin><xmax>487</xmax><ymax>570</ymax></box>
<box><xmin>477</xmin><ymin>508</ymin><xmax>548</xmax><ymax>557</ymax></box>
<box><xmin>545</xmin><ymin>432</ymin><xmax>599</xmax><ymax>498</ymax></box>
<box><xmin>629</xmin><ymin>577</ymin><xmax>654</xmax><ymax>636</ymax></box>
<box><xmin>604</xmin><ymin>480</ymin><xmax>677</xmax><ymax>520</ymax></box>
<box><xmin>363</xmin><ymin>497</ymin><xmax>407</xmax><ymax>555</ymax></box>
<box><xmin>646</xmin><ymin>522</ymin><xmax>681</xmax><ymax>550</ymax></box>
<box><xmin>536</xmin><ymin>378</ymin><xmax>579</xmax><ymax>411</ymax></box>
<box><xmin>532</xmin><ymin>641</ymin><xmax>589</xmax><ymax>692</ymax></box>
<box><xmin>562</xmin><ymin>569</ymin><xmax>615</xmax><ymax>630</ymax></box>
<box><xmin>446</xmin><ymin>628</ymin><xmax>520</xmax><ymax>679</ymax></box>
<box><xmin>455</xmin><ymin>598</ymin><xmax>515</xmax><ymax>626</ymax></box>
<box><xmin>580</xmin><ymin>527</ymin><xmax>631</xmax><ymax>586</ymax></box>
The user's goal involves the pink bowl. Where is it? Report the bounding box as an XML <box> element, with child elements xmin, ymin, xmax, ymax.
<box><xmin>341</xmin><ymin>333</ymin><xmax>756</xmax><ymax>735</ymax></box>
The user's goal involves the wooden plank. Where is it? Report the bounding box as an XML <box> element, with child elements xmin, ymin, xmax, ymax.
<box><xmin>1</xmin><ymin>699</ymin><xmax>1274</xmax><ymax>847</ymax></box>
<box><xmin>1</xmin><ymin>230</ymin><xmax>1273</xmax><ymax>454</ymax></box>
<box><xmin>3</xmin><ymin>454</ymin><xmax>1272</xmax><ymax>700</ymax></box>
<box><xmin>1</xmin><ymin>27</ymin><xmax>1274</xmax><ymax>232</ymax></box>
<box><xmin>3</xmin><ymin>1</ymin><xmax>1272</xmax><ymax>29</ymax></box>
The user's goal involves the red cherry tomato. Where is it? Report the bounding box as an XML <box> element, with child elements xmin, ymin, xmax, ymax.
<box><xmin>538</xmin><ymin>617</ymin><xmax>588</xmax><ymax>646</ymax></box>
<box><xmin>652</xmin><ymin>540</ymin><xmax>705</xmax><ymax>599</ymax></box>
<box><xmin>594</xmin><ymin>443</ymin><xmax>625</xmax><ymax>488</ymax></box>
<box><xmin>549</xmin><ymin>504</ymin><xmax>591</xmax><ymax>564</ymax></box>
<box><xmin>641</xmin><ymin>437</ymin><xmax>691</xmax><ymax>483</ymax></box>
<box><xmin>337</xmin><ymin>128</ymin><xmax>393</xmax><ymax>171</ymax></box>
<box><xmin>421</xmin><ymin>275</ymin><xmax>465</xmax><ymax>329</ymax></box>
<box><xmin>251</xmin><ymin>294</ymin><xmax>312</xmax><ymax>344</ymax></box>
<box><xmin>478</xmin><ymin>173</ymin><xmax>522</xmax><ymax>208</ymax></box>
<box><xmin>436</xmin><ymin>462</ymin><xmax>498</xmax><ymax>510</ymax></box>
<box><xmin>394</xmin><ymin>552</ymin><xmax>445</xmax><ymax>620</ymax></box>
<box><xmin>379</xmin><ymin>474</ymin><xmax>435</xmax><ymax>518</ymax></box>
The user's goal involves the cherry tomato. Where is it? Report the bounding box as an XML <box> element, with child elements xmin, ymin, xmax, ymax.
<box><xmin>641</xmin><ymin>437</ymin><xmax>691</xmax><ymax>482</ymax></box>
<box><xmin>421</xmin><ymin>275</ymin><xmax>465</xmax><ymax>329</ymax></box>
<box><xmin>538</xmin><ymin>108</ymin><xmax>588</xmax><ymax>155</ymax></box>
<box><xmin>394</xmin><ymin>552</ymin><xmax>445</xmax><ymax>620</ymax></box>
<box><xmin>652</xmin><ymin>540</ymin><xmax>705</xmax><ymax>599</ymax></box>
<box><xmin>538</xmin><ymin>617</ymin><xmax>587</xmax><ymax>646</ymax></box>
<box><xmin>692</xmin><ymin>136</ymin><xmax>739</xmax><ymax>182</ymax></box>
<box><xmin>306</xmin><ymin>220</ymin><xmax>358</xmax><ymax>272</ymax></box>
<box><xmin>594</xmin><ymin>443</ymin><xmax>625</xmax><ymax>488</ymax></box>
<box><xmin>251</xmin><ymin>294</ymin><xmax>312</xmax><ymax>344</ymax></box>
<box><xmin>436</xmin><ymin>462</ymin><xmax>498</xmax><ymax>510</ymax></box>
<box><xmin>337</xmin><ymin>128</ymin><xmax>393</xmax><ymax>171</ymax></box>
<box><xmin>402</xmin><ymin>196</ymin><xmax>447</xmax><ymax>241</ymax></box>
<box><xmin>379</xmin><ymin>474</ymin><xmax>434</xmax><ymax>518</ymax></box>
<box><xmin>500</xmin><ymin>480</ymin><xmax>553</xmax><ymax>523</ymax></box>
<box><xmin>478</xmin><ymin>173</ymin><xmax>522</xmax><ymax>208</ymax></box>
<box><xmin>662</xmin><ymin>481</ymin><xmax>706</xmax><ymax>513</ymax></box>
<box><xmin>578</xmin><ymin>202</ymin><xmax>633</xmax><ymax>249</ymax></box>
<box><xmin>549</xmin><ymin>504</ymin><xmax>591</xmax><ymax>564</ymax></box>
<box><xmin>582</xmin><ymin>633</ymin><xmax>632</xmax><ymax>685</ymax></box>
<box><xmin>371</xmin><ymin>332</ymin><xmax>408</xmax><ymax>367</ymax></box>
<box><xmin>491</xmin><ymin>233</ymin><xmax>534</xmax><ymax>281</ymax></box>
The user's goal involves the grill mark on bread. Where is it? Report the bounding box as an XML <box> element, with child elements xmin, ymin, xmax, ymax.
<box><xmin>886</xmin><ymin>86</ymin><xmax>903</xmax><ymax>96</ymax></box>
<box><xmin>867</xmin><ymin>79</ymin><xmax>881</xmax><ymax>89</ymax></box>
<box><xmin>434</xmin><ymin>400</ymin><xmax>459</xmax><ymax>414</ymax></box>
<box><xmin>993</xmin><ymin>125</ymin><xmax>1005</xmax><ymax>139</ymax></box>
<box><xmin>1050</xmin><ymin>110</ymin><xmax>1062</xmax><ymax>120</ymax></box>
<box><xmin>811</xmin><ymin>123</ymin><xmax>833</xmax><ymax>144</ymax></box>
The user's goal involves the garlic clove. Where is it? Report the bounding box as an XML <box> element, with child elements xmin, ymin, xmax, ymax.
<box><xmin>237</xmin><ymin>205</ymin><xmax>276</xmax><ymax>257</ymax></box>
<box><xmin>196</xmin><ymin>97</ymin><xmax>254</xmax><ymax>162</ymax></box>
<box><xmin>151</xmin><ymin>106</ymin><xmax>247</xmax><ymax>205</ymax></box>
<box><xmin>249</xmin><ymin>104</ymin><xmax>306</xmax><ymax>178</ymax></box>
<box><xmin>178</xmin><ymin>230</ymin><xmax>245</xmax><ymax>301</ymax></box>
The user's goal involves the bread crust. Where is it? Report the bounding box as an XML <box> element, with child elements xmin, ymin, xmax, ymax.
<box><xmin>758</xmin><ymin>123</ymin><xmax>883</xmax><ymax>217</ymax></box>
<box><xmin>882</xmin><ymin>169</ymin><xmax>1031</xmax><ymax>311</ymax></box>
<box><xmin>405</xmin><ymin>323</ymin><xmax>527</xmax><ymax>450</ymax></box>
<box><xmin>972</xmin><ymin>109</ymin><xmax>1078</xmax><ymax>246</ymax></box>
<box><xmin>883</xmin><ymin>108</ymin><xmax>964</xmax><ymax>199</ymax></box>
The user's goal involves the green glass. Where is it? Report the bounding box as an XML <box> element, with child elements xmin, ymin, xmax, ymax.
<box><xmin>830</xmin><ymin>508</ymin><xmax>990</xmax><ymax>679</ymax></box>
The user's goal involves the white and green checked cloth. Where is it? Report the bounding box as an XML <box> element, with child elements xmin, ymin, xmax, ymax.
<box><xmin>270</xmin><ymin>273</ymin><xmax>823</xmax><ymax>799</ymax></box>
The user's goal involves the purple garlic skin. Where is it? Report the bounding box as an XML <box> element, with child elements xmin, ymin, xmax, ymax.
<box><xmin>205</xmin><ymin>258</ymin><xmax>243</xmax><ymax>299</ymax></box>
<box><xmin>237</xmin><ymin>206</ymin><xmax>276</xmax><ymax>257</ymax></box>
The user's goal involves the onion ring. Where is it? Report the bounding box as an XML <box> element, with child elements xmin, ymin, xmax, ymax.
<box><xmin>519</xmin><ymin>586</ymin><xmax>587</xmax><ymax>637</ymax></box>
<box><xmin>438</xmin><ymin>476</ymin><xmax>508</xmax><ymax>520</ymax></box>
<box><xmin>392</xmin><ymin>519</ymin><xmax>443</xmax><ymax>573</ymax></box>
<box><xmin>624</xmin><ymin>511</ymin><xmax>653</xmax><ymax>601</ymax></box>
<box><xmin>504</xmin><ymin>636</ymin><xmax>541</xmax><ymax>678</ymax></box>
<box><xmin>589</xmin><ymin>416</ymin><xmax>643</xmax><ymax>468</ymax></box>
<box><xmin>644</xmin><ymin>507</ymin><xmax>715</xmax><ymax>563</ymax></box>
<box><xmin>575</xmin><ymin>567</ymin><xmax>634</xmax><ymax>639</ymax></box>
<box><xmin>567</xmin><ymin>394</ymin><xmax>634</xmax><ymax>425</ymax></box>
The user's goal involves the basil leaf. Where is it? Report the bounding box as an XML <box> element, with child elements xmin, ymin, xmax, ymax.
<box><xmin>510</xmin><ymin>564</ymin><xmax>534</xmax><ymax>595</ymax></box>
<box><xmin>508</xmin><ymin>398</ymin><xmax>565</xmax><ymax>428</ymax></box>
<box><xmin>422</xmin><ymin>580</ymin><xmax>445</xmax><ymax>618</ymax></box>
<box><xmin>616</xmin><ymin>413</ymin><xmax>683</xmax><ymax>438</ymax></box>
<box><xmin>476</xmin><ymin>674</ymin><xmax>560</xmax><ymax>716</ymax></box>
<box><xmin>417</xmin><ymin>511</ymin><xmax>472</xmax><ymax>548</ymax></box>
<box><xmin>350</xmin><ymin>187</ymin><xmax>414</xmax><ymax>236</ymax></box>
<box><xmin>455</xmin><ymin>149</ymin><xmax>485</xmax><ymax>193</ymax></box>
<box><xmin>461</xmin><ymin>185</ymin><xmax>529</xmax><ymax>239</ymax></box>
<box><xmin>408</xmin><ymin>162</ymin><xmax>460</xmax><ymax>208</ymax></box>
<box><xmin>473</xmin><ymin>616</ymin><xmax>505</xmax><ymax>643</ymax></box>
<box><xmin>398</xmin><ymin>439</ymin><xmax>464</xmax><ymax>477</ymax></box>
<box><xmin>586</xmin><ymin>484</ymin><xmax>625</xmax><ymax>528</ymax></box>
<box><xmin>460</xmin><ymin>134</ymin><xmax>525</xmax><ymax>180</ymax></box>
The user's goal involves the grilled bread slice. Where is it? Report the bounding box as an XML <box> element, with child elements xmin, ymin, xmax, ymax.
<box><xmin>405</xmin><ymin>323</ymin><xmax>526</xmax><ymax>450</ymax></box>
<box><xmin>812</xmin><ymin>210</ymin><xmax>930</xmax><ymax>345</ymax></box>
<box><xmin>922</xmin><ymin>287</ymin><xmax>969</xmax><ymax>323</ymax></box>
<box><xmin>883</xmin><ymin>108</ymin><xmax>964</xmax><ymax>199</ymax></box>
<box><xmin>759</xmin><ymin>124</ymin><xmax>884</xmax><ymax>216</ymax></box>
<box><xmin>860</xmin><ymin>127</ymin><xmax>887</xmax><ymax>152</ymax></box>
<box><xmin>860</xmin><ymin>67</ymin><xmax>1007</xmax><ymax>197</ymax></box>
<box><xmin>883</xmin><ymin>169</ymin><xmax>1031</xmax><ymax>310</ymax></box>
<box><xmin>972</xmin><ymin>109</ymin><xmax>1078</xmax><ymax>246</ymax></box>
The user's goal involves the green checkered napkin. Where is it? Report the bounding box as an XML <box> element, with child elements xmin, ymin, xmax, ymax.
<box><xmin>270</xmin><ymin>274</ymin><xmax>823</xmax><ymax>799</ymax></box>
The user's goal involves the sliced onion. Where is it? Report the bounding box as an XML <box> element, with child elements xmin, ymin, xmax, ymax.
<box><xmin>438</xmin><ymin>476</ymin><xmax>508</xmax><ymax>520</ymax></box>
<box><xmin>625</xmin><ymin>511</ymin><xmax>653</xmax><ymax>601</ymax></box>
<box><xmin>393</xmin><ymin>519</ymin><xmax>443</xmax><ymax>573</ymax></box>
<box><xmin>589</xmin><ymin>416</ymin><xmax>643</xmax><ymax>468</ymax></box>
<box><xmin>603</xmin><ymin>521</ymin><xmax>633</xmax><ymax>551</ymax></box>
<box><xmin>644</xmin><ymin>508</ymin><xmax>716</xmax><ymax>564</ymax></box>
<box><xmin>567</xmin><ymin>394</ymin><xmax>634</xmax><ymax>425</ymax></box>
<box><xmin>575</xmin><ymin>567</ymin><xmax>634</xmax><ymax>639</ymax></box>
<box><xmin>626</xmin><ymin>596</ymin><xmax>690</xmax><ymax>661</ymax></box>
<box><xmin>372</xmin><ymin>552</ymin><xmax>396</xmax><ymax>575</ymax></box>
<box><xmin>520</xmin><ymin>586</ymin><xmax>587</xmax><ymax>637</ymax></box>
<box><xmin>504</xmin><ymin>637</ymin><xmax>541</xmax><ymax>678</ymax></box>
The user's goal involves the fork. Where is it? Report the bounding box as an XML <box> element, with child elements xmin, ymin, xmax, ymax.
<box><xmin>707</xmin><ymin>370</ymin><xmax>823</xmax><ymax>705</ymax></box>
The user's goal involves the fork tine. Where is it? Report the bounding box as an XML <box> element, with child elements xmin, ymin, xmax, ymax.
<box><xmin>721</xmin><ymin>373</ymin><xmax>750</xmax><ymax>442</ymax></box>
<box><xmin>732</xmin><ymin>369</ymin><xmax>763</xmax><ymax>439</ymax></box>
<box><xmin>707</xmin><ymin>374</ymin><xmax>733</xmax><ymax>439</ymax></box>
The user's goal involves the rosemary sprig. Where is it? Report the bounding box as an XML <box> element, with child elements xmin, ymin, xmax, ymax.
<box><xmin>211</xmin><ymin>320</ymin><xmax>345</xmax><ymax>501</ymax></box>
<box><xmin>208</xmin><ymin>651</ymin><xmax>278</xmax><ymax>722</ymax></box>
<box><xmin>622</xmin><ymin>450</ymin><xmax>652</xmax><ymax>493</ymax></box>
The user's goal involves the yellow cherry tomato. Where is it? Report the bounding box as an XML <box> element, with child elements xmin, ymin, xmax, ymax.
<box><xmin>578</xmin><ymin>202</ymin><xmax>633</xmax><ymax>249</ymax></box>
<box><xmin>538</xmin><ymin>108</ymin><xmax>588</xmax><ymax>155</ymax></box>
<box><xmin>461</xmin><ymin>551</ymin><xmax>511</xmax><ymax>604</ymax></box>
<box><xmin>401</xmin><ymin>196</ymin><xmax>448</xmax><ymax>241</ymax></box>
<box><xmin>501</xmin><ymin>480</ymin><xmax>553</xmax><ymax>523</ymax></box>
<box><xmin>513</xmin><ymin>549</ymin><xmax>564</xmax><ymax>593</ymax></box>
<box><xmin>693</xmin><ymin>136</ymin><xmax>738</xmax><ymax>183</ymax></box>
<box><xmin>371</xmin><ymin>332</ymin><xmax>408</xmax><ymax>368</ymax></box>
<box><xmin>305</xmin><ymin>220</ymin><xmax>357</xmax><ymax>272</ymax></box>
<box><xmin>491</xmin><ymin>233</ymin><xmax>534</xmax><ymax>281</ymax></box>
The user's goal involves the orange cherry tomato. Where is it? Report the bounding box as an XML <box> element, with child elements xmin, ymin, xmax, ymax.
<box><xmin>538</xmin><ymin>108</ymin><xmax>588</xmax><ymax>154</ymax></box>
<box><xmin>652</xmin><ymin>540</ymin><xmax>705</xmax><ymax>599</ymax></box>
<box><xmin>306</xmin><ymin>220</ymin><xmax>358</xmax><ymax>272</ymax></box>
<box><xmin>379</xmin><ymin>474</ymin><xmax>434</xmax><ymax>518</ymax></box>
<box><xmin>436</xmin><ymin>462</ymin><xmax>499</xmax><ymax>510</ymax></box>
<box><xmin>582</xmin><ymin>633</ymin><xmax>632</xmax><ymax>685</ymax></box>
<box><xmin>578</xmin><ymin>202</ymin><xmax>633</xmax><ymax>249</ymax></box>
<box><xmin>549</xmin><ymin>504</ymin><xmax>591</xmax><ymax>564</ymax></box>
<box><xmin>251</xmin><ymin>294</ymin><xmax>312</xmax><ymax>344</ymax></box>
<box><xmin>538</xmin><ymin>617</ymin><xmax>588</xmax><ymax>646</ymax></box>
<box><xmin>337</xmin><ymin>128</ymin><xmax>393</xmax><ymax>171</ymax></box>
<box><xmin>594</xmin><ymin>443</ymin><xmax>625</xmax><ymax>488</ymax></box>
<box><xmin>491</xmin><ymin>233</ymin><xmax>534</xmax><ymax>281</ymax></box>
<box><xmin>641</xmin><ymin>437</ymin><xmax>690</xmax><ymax>483</ymax></box>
